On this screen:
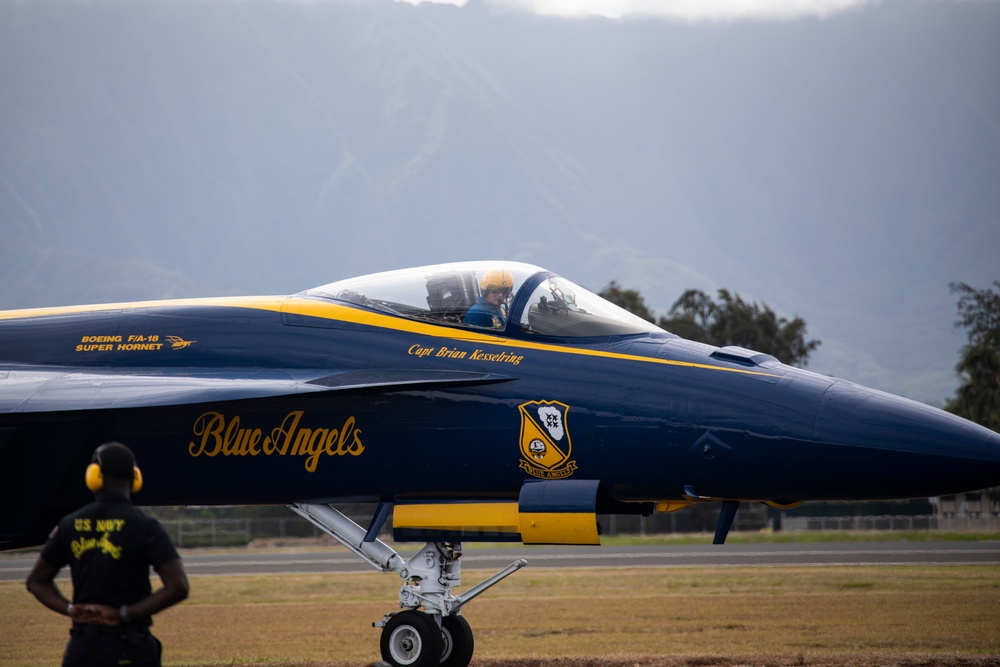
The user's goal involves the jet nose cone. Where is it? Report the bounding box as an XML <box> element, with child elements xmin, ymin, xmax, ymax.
<box><xmin>816</xmin><ymin>380</ymin><xmax>1000</xmax><ymax>498</ymax></box>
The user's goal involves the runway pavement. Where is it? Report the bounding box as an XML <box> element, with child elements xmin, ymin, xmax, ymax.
<box><xmin>2</xmin><ymin>541</ymin><xmax>999</xmax><ymax>581</ymax></box>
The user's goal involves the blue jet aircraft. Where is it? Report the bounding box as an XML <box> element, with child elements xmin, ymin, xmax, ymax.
<box><xmin>2</xmin><ymin>260</ymin><xmax>999</xmax><ymax>667</ymax></box>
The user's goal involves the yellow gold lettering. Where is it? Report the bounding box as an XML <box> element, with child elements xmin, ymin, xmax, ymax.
<box><xmin>222</xmin><ymin>416</ymin><xmax>243</xmax><ymax>455</ymax></box>
<box><xmin>70</xmin><ymin>533</ymin><xmax>122</xmax><ymax>560</ymax></box>
<box><xmin>349</xmin><ymin>427</ymin><xmax>364</xmax><ymax>455</ymax></box>
<box><xmin>71</xmin><ymin>536</ymin><xmax>95</xmax><ymax>559</ymax></box>
<box><xmin>310</xmin><ymin>428</ymin><xmax>328</xmax><ymax>451</ymax></box>
<box><xmin>303</xmin><ymin>429</ymin><xmax>327</xmax><ymax>473</ymax></box>
<box><xmin>290</xmin><ymin>428</ymin><xmax>312</xmax><ymax>456</ymax></box>
<box><xmin>98</xmin><ymin>533</ymin><xmax>122</xmax><ymax>559</ymax></box>
<box><xmin>188</xmin><ymin>410</ymin><xmax>365</xmax><ymax>471</ymax></box>
<box><xmin>435</xmin><ymin>346</ymin><xmax>468</xmax><ymax>359</ymax></box>
<box><xmin>325</xmin><ymin>428</ymin><xmax>341</xmax><ymax>456</ymax></box>
<box><xmin>267</xmin><ymin>411</ymin><xmax>304</xmax><ymax>455</ymax></box>
<box><xmin>335</xmin><ymin>418</ymin><xmax>350</xmax><ymax>455</ymax></box>
<box><xmin>241</xmin><ymin>426</ymin><xmax>256</xmax><ymax>454</ymax></box>
<box><xmin>340</xmin><ymin>416</ymin><xmax>365</xmax><ymax>456</ymax></box>
<box><xmin>189</xmin><ymin>412</ymin><xmax>225</xmax><ymax>457</ymax></box>
<box><xmin>116</xmin><ymin>343</ymin><xmax>165</xmax><ymax>351</ymax></box>
<box><xmin>95</xmin><ymin>519</ymin><xmax>125</xmax><ymax>532</ymax></box>
<box><xmin>246</xmin><ymin>429</ymin><xmax>262</xmax><ymax>456</ymax></box>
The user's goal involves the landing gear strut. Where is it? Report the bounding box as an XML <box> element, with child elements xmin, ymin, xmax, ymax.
<box><xmin>290</xmin><ymin>503</ymin><xmax>526</xmax><ymax>667</ymax></box>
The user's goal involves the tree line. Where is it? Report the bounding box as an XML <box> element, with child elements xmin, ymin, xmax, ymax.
<box><xmin>598</xmin><ymin>281</ymin><xmax>820</xmax><ymax>368</ymax></box>
<box><xmin>946</xmin><ymin>281</ymin><xmax>1000</xmax><ymax>431</ymax></box>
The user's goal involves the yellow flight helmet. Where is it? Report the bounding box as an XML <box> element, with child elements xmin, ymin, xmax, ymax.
<box><xmin>480</xmin><ymin>268</ymin><xmax>514</xmax><ymax>296</ymax></box>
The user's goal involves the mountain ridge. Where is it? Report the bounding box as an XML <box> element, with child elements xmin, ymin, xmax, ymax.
<box><xmin>1</xmin><ymin>0</ymin><xmax>998</xmax><ymax>405</ymax></box>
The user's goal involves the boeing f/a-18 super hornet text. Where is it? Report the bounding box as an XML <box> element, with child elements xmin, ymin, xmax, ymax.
<box><xmin>3</xmin><ymin>261</ymin><xmax>999</xmax><ymax>666</ymax></box>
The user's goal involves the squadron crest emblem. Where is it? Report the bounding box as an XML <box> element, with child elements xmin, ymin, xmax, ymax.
<box><xmin>518</xmin><ymin>400</ymin><xmax>577</xmax><ymax>479</ymax></box>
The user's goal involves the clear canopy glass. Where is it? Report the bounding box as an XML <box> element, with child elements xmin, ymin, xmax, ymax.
<box><xmin>305</xmin><ymin>261</ymin><xmax>664</xmax><ymax>337</ymax></box>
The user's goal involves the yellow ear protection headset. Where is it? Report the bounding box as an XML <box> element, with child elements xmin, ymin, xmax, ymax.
<box><xmin>85</xmin><ymin>444</ymin><xmax>143</xmax><ymax>493</ymax></box>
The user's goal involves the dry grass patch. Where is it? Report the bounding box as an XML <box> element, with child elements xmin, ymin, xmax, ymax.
<box><xmin>2</xmin><ymin>566</ymin><xmax>998</xmax><ymax>666</ymax></box>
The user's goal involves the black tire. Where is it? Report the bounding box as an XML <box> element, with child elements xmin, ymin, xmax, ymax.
<box><xmin>440</xmin><ymin>615</ymin><xmax>474</xmax><ymax>667</ymax></box>
<box><xmin>380</xmin><ymin>611</ymin><xmax>443</xmax><ymax>667</ymax></box>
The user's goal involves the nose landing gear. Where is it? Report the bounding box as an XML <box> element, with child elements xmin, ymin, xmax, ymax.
<box><xmin>377</xmin><ymin>610</ymin><xmax>474</xmax><ymax>667</ymax></box>
<box><xmin>290</xmin><ymin>503</ymin><xmax>526</xmax><ymax>667</ymax></box>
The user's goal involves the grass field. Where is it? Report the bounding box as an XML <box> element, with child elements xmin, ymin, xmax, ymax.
<box><xmin>3</xmin><ymin>564</ymin><xmax>1000</xmax><ymax>667</ymax></box>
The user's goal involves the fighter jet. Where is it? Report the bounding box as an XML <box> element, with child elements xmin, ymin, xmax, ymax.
<box><xmin>2</xmin><ymin>260</ymin><xmax>998</xmax><ymax>667</ymax></box>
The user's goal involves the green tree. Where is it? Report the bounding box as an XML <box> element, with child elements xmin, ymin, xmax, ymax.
<box><xmin>946</xmin><ymin>281</ymin><xmax>1000</xmax><ymax>431</ymax></box>
<box><xmin>599</xmin><ymin>283</ymin><xmax>820</xmax><ymax>367</ymax></box>
<box><xmin>661</xmin><ymin>289</ymin><xmax>820</xmax><ymax>367</ymax></box>
<box><xmin>598</xmin><ymin>281</ymin><xmax>655</xmax><ymax>323</ymax></box>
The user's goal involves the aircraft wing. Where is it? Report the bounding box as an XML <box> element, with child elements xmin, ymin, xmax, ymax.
<box><xmin>0</xmin><ymin>367</ymin><xmax>513</xmax><ymax>414</ymax></box>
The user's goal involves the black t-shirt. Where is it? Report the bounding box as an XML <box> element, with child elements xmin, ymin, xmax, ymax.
<box><xmin>40</xmin><ymin>491</ymin><xmax>180</xmax><ymax>611</ymax></box>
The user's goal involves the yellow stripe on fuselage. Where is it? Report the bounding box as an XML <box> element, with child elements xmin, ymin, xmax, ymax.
<box><xmin>0</xmin><ymin>296</ymin><xmax>283</xmax><ymax>320</ymax></box>
<box><xmin>392</xmin><ymin>503</ymin><xmax>601</xmax><ymax>545</ymax></box>
<box><xmin>0</xmin><ymin>296</ymin><xmax>778</xmax><ymax>377</ymax></box>
<box><xmin>276</xmin><ymin>298</ymin><xmax>778</xmax><ymax>377</ymax></box>
<box><xmin>519</xmin><ymin>511</ymin><xmax>601</xmax><ymax>545</ymax></box>
<box><xmin>393</xmin><ymin>502</ymin><xmax>520</xmax><ymax>534</ymax></box>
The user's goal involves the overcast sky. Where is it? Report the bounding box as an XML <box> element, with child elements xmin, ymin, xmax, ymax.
<box><xmin>1</xmin><ymin>0</ymin><xmax>997</xmax><ymax>406</ymax></box>
<box><xmin>398</xmin><ymin>0</ymin><xmax>898</xmax><ymax>20</ymax></box>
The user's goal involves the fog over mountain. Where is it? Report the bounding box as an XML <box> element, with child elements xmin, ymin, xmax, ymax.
<box><xmin>1</xmin><ymin>0</ymin><xmax>998</xmax><ymax>405</ymax></box>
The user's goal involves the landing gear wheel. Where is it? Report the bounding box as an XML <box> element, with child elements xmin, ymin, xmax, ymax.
<box><xmin>381</xmin><ymin>611</ymin><xmax>443</xmax><ymax>667</ymax></box>
<box><xmin>440</xmin><ymin>615</ymin><xmax>474</xmax><ymax>667</ymax></box>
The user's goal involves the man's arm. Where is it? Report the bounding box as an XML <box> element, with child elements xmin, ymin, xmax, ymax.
<box><xmin>25</xmin><ymin>556</ymin><xmax>99</xmax><ymax>622</ymax></box>
<box><xmin>25</xmin><ymin>556</ymin><xmax>72</xmax><ymax>616</ymax></box>
<box><xmin>93</xmin><ymin>558</ymin><xmax>189</xmax><ymax>625</ymax></box>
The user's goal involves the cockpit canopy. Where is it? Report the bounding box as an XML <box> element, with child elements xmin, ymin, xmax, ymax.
<box><xmin>304</xmin><ymin>261</ymin><xmax>665</xmax><ymax>338</ymax></box>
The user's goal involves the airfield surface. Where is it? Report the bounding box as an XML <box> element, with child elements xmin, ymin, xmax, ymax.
<box><xmin>6</xmin><ymin>540</ymin><xmax>997</xmax><ymax>581</ymax></box>
<box><xmin>4</xmin><ymin>542</ymin><xmax>999</xmax><ymax>667</ymax></box>
<box><xmin>469</xmin><ymin>657</ymin><xmax>997</xmax><ymax>667</ymax></box>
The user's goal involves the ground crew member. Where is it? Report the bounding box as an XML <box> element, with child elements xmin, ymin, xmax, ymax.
<box><xmin>26</xmin><ymin>441</ymin><xmax>189</xmax><ymax>667</ymax></box>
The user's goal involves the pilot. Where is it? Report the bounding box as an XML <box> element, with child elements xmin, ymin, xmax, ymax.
<box><xmin>464</xmin><ymin>268</ymin><xmax>513</xmax><ymax>329</ymax></box>
<box><xmin>26</xmin><ymin>441</ymin><xmax>189</xmax><ymax>667</ymax></box>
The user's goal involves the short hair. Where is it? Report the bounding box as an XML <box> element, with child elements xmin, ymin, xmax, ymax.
<box><xmin>94</xmin><ymin>442</ymin><xmax>136</xmax><ymax>482</ymax></box>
